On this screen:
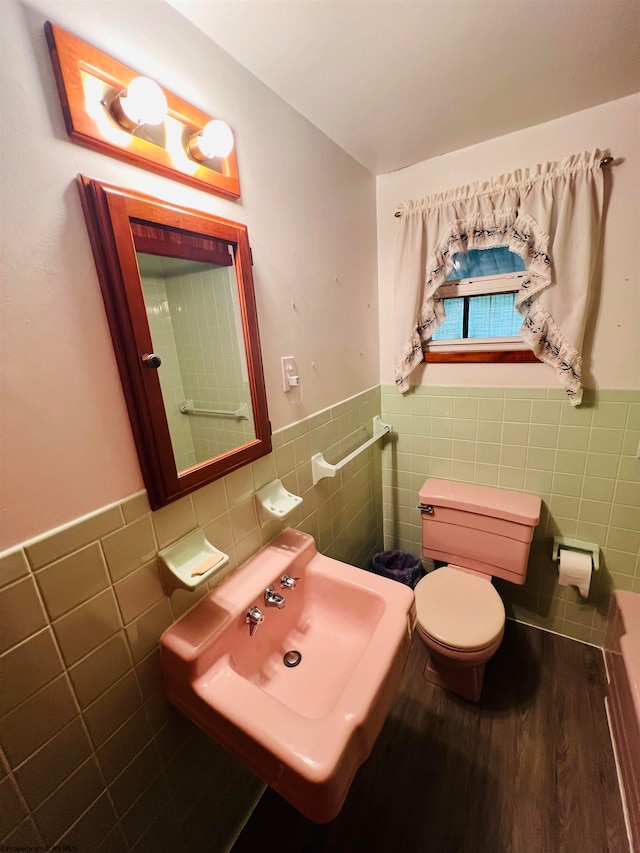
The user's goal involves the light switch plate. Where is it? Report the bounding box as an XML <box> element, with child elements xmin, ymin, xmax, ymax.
<box><xmin>281</xmin><ymin>356</ymin><xmax>297</xmax><ymax>393</ymax></box>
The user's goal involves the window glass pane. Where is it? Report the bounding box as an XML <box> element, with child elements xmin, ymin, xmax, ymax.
<box><xmin>447</xmin><ymin>247</ymin><xmax>526</xmax><ymax>280</ymax></box>
<box><xmin>467</xmin><ymin>293</ymin><xmax>521</xmax><ymax>338</ymax></box>
<box><xmin>432</xmin><ymin>297</ymin><xmax>464</xmax><ymax>340</ymax></box>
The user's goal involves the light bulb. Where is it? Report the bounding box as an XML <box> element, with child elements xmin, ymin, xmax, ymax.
<box><xmin>188</xmin><ymin>119</ymin><xmax>234</xmax><ymax>161</ymax></box>
<box><xmin>112</xmin><ymin>76</ymin><xmax>167</xmax><ymax>130</ymax></box>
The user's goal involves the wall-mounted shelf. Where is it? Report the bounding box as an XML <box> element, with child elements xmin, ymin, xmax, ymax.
<box><xmin>311</xmin><ymin>416</ymin><xmax>391</xmax><ymax>485</ymax></box>
<box><xmin>159</xmin><ymin>529</ymin><xmax>229</xmax><ymax>590</ymax></box>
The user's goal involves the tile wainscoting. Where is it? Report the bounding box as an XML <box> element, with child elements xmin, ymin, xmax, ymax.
<box><xmin>0</xmin><ymin>386</ymin><xmax>383</xmax><ymax>851</ymax></box>
<box><xmin>382</xmin><ymin>385</ymin><xmax>639</xmax><ymax>647</ymax></box>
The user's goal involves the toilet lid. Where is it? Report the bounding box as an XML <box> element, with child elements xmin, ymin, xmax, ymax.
<box><xmin>414</xmin><ymin>566</ymin><xmax>505</xmax><ymax>651</ymax></box>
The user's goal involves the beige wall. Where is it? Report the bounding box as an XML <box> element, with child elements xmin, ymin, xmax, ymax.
<box><xmin>0</xmin><ymin>0</ymin><xmax>379</xmax><ymax>549</ymax></box>
<box><xmin>0</xmin><ymin>387</ymin><xmax>383</xmax><ymax>849</ymax></box>
<box><xmin>376</xmin><ymin>94</ymin><xmax>640</xmax><ymax>392</ymax></box>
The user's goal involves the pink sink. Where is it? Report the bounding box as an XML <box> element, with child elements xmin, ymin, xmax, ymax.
<box><xmin>160</xmin><ymin>528</ymin><xmax>415</xmax><ymax>823</ymax></box>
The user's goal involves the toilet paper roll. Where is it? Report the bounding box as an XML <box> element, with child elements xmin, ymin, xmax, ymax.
<box><xmin>558</xmin><ymin>548</ymin><xmax>592</xmax><ymax>598</ymax></box>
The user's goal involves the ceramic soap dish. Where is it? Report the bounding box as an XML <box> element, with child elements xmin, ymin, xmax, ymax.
<box><xmin>159</xmin><ymin>529</ymin><xmax>229</xmax><ymax>590</ymax></box>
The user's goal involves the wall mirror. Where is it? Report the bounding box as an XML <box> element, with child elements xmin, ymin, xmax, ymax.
<box><xmin>78</xmin><ymin>176</ymin><xmax>271</xmax><ymax>508</ymax></box>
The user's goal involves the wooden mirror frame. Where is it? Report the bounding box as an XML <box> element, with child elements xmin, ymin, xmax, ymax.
<box><xmin>78</xmin><ymin>176</ymin><xmax>271</xmax><ymax>509</ymax></box>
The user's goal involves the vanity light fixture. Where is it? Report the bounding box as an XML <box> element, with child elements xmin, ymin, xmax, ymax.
<box><xmin>187</xmin><ymin>119</ymin><xmax>235</xmax><ymax>162</ymax></box>
<box><xmin>111</xmin><ymin>76</ymin><xmax>168</xmax><ymax>131</ymax></box>
<box><xmin>44</xmin><ymin>21</ymin><xmax>241</xmax><ymax>199</ymax></box>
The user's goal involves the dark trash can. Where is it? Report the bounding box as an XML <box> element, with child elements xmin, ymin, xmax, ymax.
<box><xmin>370</xmin><ymin>550</ymin><xmax>422</xmax><ymax>589</ymax></box>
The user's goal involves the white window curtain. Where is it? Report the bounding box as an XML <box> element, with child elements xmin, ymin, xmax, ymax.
<box><xmin>393</xmin><ymin>149</ymin><xmax>607</xmax><ymax>405</ymax></box>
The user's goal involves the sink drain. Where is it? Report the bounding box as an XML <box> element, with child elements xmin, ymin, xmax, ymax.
<box><xmin>283</xmin><ymin>650</ymin><xmax>302</xmax><ymax>668</ymax></box>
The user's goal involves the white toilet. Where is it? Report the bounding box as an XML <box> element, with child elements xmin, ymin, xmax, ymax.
<box><xmin>414</xmin><ymin>479</ymin><xmax>541</xmax><ymax>701</ymax></box>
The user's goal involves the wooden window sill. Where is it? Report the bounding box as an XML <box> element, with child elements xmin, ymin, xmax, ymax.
<box><xmin>423</xmin><ymin>350</ymin><xmax>539</xmax><ymax>364</ymax></box>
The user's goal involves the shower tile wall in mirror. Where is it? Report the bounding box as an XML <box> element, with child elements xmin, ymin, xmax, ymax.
<box><xmin>138</xmin><ymin>253</ymin><xmax>256</xmax><ymax>471</ymax></box>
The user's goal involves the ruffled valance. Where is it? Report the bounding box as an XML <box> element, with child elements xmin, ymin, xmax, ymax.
<box><xmin>393</xmin><ymin>149</ymin><xmax>607</xmax><ymax>405</ymax></box>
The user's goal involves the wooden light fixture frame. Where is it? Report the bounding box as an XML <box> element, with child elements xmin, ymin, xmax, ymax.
<box><xmin>45</xmin><ymin>21</ymin><xmax>241</xmax><ymax>200</ymax></box>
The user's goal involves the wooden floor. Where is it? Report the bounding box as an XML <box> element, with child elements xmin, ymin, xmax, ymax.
<box><xmin>232</xmin><ymin>621</ymin><xmax>629</xmax><ymax>853</ymax></box>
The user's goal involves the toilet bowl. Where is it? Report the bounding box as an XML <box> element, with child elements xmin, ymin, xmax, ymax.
<box><xmin>415</xmin><ymin>480</ymin><xmax>541</xmax><ymax>701</ymax></box>
<box><xmin>414</xmin><ymin>565</ymin><xmax>505</xmax><ymax>701</ymax></box>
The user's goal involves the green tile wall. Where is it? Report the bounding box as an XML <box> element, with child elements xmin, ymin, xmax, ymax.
<box><xmin>381</xmin><ymin>386</ymin><xmax>640</xmax><ymax>646</ymax></box>
<box><xmin>271</xmin><ymin>386</ymin><xmax>384</xmax><ymax>567</ymax></box>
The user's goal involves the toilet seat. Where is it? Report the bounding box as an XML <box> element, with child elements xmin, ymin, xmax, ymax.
<box><xmin>414</xmin><ymin>566</ymin><xmax>505</xmax><ymax>651</ymax></box>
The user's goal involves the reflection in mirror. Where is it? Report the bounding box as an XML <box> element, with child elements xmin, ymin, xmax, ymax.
<box><xmin>137</xmin><ymin>251</ymin><xmax>257</xmax><ymax>472</ymax></box>
<box><xmin>77</xmin><ymin>176</ymin><xmax>271</xmax><ymax>509</ymax></box>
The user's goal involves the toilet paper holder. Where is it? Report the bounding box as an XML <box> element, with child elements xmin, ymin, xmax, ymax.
<box><xmin>552</xmin><ymin>536</ymin><xmax>600</xmax><ymax>571</ymax></box>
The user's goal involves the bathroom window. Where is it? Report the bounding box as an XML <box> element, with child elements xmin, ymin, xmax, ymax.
<box><xmin>424</xmin><ymin>247</ymin><xmax>537</xmax><ymax>363</ymax></box>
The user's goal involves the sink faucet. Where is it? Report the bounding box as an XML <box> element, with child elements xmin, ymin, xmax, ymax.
<box><xmin>264</xmin><ymin>586</ymin><xmax>285</xmax><ymax>609</ymax></box>
<box><xmin>280</xmin><ymin>574</ymin><xmax>299</xmax><ymax>590</ymax></box>
<box><xmin>245</xmin><ymin>606</ymin><xmax>264</xmax><ymax>637</ymax></box>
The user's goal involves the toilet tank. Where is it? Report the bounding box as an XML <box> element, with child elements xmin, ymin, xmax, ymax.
<box><xmin>419</xmin><ymin>479</ymin><xmax>541</xmax><ymax>585</ymax></box>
